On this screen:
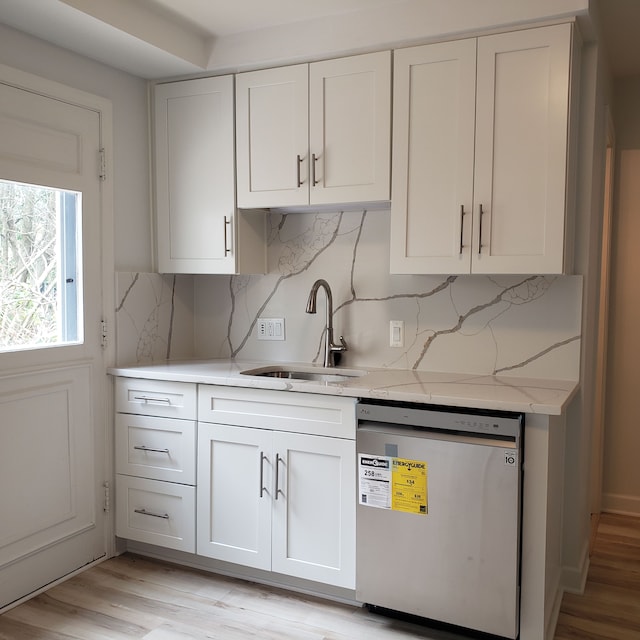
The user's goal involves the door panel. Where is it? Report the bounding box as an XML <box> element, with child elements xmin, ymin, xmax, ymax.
<box><xmin>472</xmin><ymin>24</ymin><xmax>571</xmax><ymax>273</ymax></box>
<box><xmin>390</xmin><ymin>39</ymin><xmax>476</xmax><ymax>274</ymax></box>
<box><xmin>236</xmin><ymin>65</ymin><xmax>308</xmax><ymax>207</ymax></box>
<box><xmin>0</xmin><ymin>367</ymin><xmax>94</xmax><ymax>563</ymax></box>
<box><xmin>196</xmin><ymin>423</ymin><xmax>272</xmax><ymax>569</ymax></box>
<box><xmin>309</xmin><ymin>51</ymin><xmax>391</xmax><ymax>205</ymax></box>
<box><xmin>272</xmin><ymin>432</ymin><xmax>355</xmax><ymax>588</ymax></box>
<box><xmin>0</xmin><ymin>74</ymin><xmax>106</xmax><ymax>609</ymax></box>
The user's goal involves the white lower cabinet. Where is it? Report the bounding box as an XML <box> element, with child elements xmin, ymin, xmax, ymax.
<box><xmin>114</xmin><ymin>380</ymin><xmax>356</xmax><ymax>589</ymax></box>
<box><xmin>115</xmin><ymin>378</ymin><xmax>197</xmax><ymax>552</ymax></box>
<box><xmin>115</xmin><ymin>475</ymin><xmax>196</xmax><ymax>552</ymax></box>
<box><xmin>197</xmin><ymin>386</ymin><xmax>356</xmax><ymax>589</ymax></box>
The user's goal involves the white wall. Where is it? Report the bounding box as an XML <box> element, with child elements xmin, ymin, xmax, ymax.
<box><xmin>0</xmin><ymin>23</ymin><xmax>152</xmax><ymax>272</ymax></box>
<box><xmin>603</xmin><ymin>74</ymin><xmax>640</xmax><ymax>515</ymax></box>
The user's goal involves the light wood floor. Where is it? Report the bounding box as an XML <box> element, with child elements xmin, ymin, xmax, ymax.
<box><xmin>554</xmin><ymin>512</ymin><xmax>640</xmax><ymax>639</ymax></box>
<box><xmin>0</xmin><ymin>513</ymin><xmax>638</xmax><ymax>640</ymax></box>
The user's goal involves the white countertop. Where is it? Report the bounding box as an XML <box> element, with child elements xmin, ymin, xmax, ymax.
<box><xmin>108</xmin><ymin>359</ymin><xmax>578</xmax><ymax>415</ymax></box>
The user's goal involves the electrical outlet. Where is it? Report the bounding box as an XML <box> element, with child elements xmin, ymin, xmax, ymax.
<box><xmin>257</xmin><ymin>318</ymin><xmax>285</xmax><ymax>340</ymax></box>
<box><xmin>390</xmin><ymin>320</ymin><xmax>404</xmax><ymax>347</ymax></box>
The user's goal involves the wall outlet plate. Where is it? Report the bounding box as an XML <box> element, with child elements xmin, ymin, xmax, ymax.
<box><xmin>257</xmin><ymin>318</ymin><xmax>285</xmax><ymax>340</ymax></box>
<box><xmin>390</xmin><ymin>320</ymin><xmax>404</xmax><ymax>347</ymax></box>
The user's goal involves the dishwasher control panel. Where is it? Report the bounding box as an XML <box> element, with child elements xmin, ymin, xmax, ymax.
<box><xmin>357</xmin><ymin>401</ymin><xmax>522</xmax><ymax>439</ymax></box>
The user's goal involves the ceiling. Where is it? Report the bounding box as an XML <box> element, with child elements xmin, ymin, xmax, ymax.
<box><xmin>145</xmin><ymin>0</ymin><xmax>408</xmax><ymax>38</ymax></box>
<box><xmin>0</xmin><ymin>0</ymin><xmax>639</xmax><ymax>79</ymax></box>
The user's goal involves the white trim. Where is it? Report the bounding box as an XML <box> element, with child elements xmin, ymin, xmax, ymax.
<box><xmin>545</xmin><ymin>581</ymin><xmax>565</xmax><ymax>640</ymax></box>
<box><xmin>0</xmin><ymin>555</ymin><xmax>108</xmax><ymax>615</ymax></box>
<box><xmin>602</xmin><ymin>493</ymin><xmax>640</xmax><ymax>516</ymax></box>
<box><xmin>561</xmin><ymin>538</ymin><xmax>590</xmax><ymax>594</ymax></box>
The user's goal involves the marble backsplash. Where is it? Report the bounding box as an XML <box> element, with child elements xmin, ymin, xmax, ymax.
<box><xmin>116</xmin><ymin>209</ymin><xmax>582</xmax><ymax>380</ymax></box>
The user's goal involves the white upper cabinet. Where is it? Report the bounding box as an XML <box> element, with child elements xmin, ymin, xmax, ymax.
<box><xmin>390</xmin><ymin>39</ymin><xmax>477</xmax><ymax>274</ymax></box>
<box><xmin>390</xmin><ymin>23</ymin><xmax>576</xmax><ymax>275</ymax></box>
<box><xmin>236</xmin><ymin>51</ymin><xmax>391</xmax><ymax>208</ymax></box>
<box><xmin>154</xmin><ymin>76</ymin><xmax>266</xmax><ymax>274</ymax></box>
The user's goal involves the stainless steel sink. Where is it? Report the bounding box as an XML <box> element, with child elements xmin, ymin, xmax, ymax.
<box><xmin>240</xmin><ymin>365</ymin><xmax>366</xmax><ymax>383</ymax></box>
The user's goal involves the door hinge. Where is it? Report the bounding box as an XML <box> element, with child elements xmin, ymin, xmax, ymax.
<box><xmin>101</xmin><ymin>319</ymin><xmax>108</xmax><ymax>349</ymax></box>
<box><xmin>98</xmin><ymin>148</ymin><xmax>106</xmax><ymax>181</ymax></box>
<box><xmin>103</xmin><ymin>481</ymin><xmax>111</xmax><ymax>513</ymax></box>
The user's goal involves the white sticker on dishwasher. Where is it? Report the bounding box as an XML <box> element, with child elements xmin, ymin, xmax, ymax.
<box><xmin>358</xmin><ymin>454</ymin><xmax>391</xmax><ymax>509</ymax></box>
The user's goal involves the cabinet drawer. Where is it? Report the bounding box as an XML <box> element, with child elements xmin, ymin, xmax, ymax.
<box><xmin>198</xmin><ymin>385</ymin><xmax>356</xmax><ymax>439</ymax></box>
<box><xmin>116</xmin><ymin>378</ymin><xmax>196</xmax><ymax>419</ymax></box>
<box><xmin>115</xmin><ymin>475</ymin><xmax>195</xmax><ymax>552</ymax></box>
<box><xmin>115</xmin><ymin>414</ymin><xmax>196</xmax><ymax>484</ymax></box>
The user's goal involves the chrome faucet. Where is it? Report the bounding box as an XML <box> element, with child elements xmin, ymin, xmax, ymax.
<box><xmin>305</xmin><ymin>279</ymin><xmax>348</xmax><ymax>367</ymax></box>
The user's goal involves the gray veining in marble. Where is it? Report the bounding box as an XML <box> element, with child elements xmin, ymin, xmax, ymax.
<box><xmin>115</xmin><ymin>272</ymin><xmax>194</xmax><ymax>366</ymax></box>
<box><xmin>192</xmin><ymin>209</ymin><xmax>582</xmax><ymax>380</ymax></box>
<box><xmin>114</xmin><ymin>209</ymin><xmax>581</xmax><ymax>378</ymax></box>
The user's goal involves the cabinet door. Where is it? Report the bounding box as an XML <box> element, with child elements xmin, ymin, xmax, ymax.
<box><xmin>236</xmin><ymin>65</ymin><xmax>308</xmax><ymax>208</ymax></box>
<box><xmin>196</xmin><ymin>423</ymin><xmax>272</xmax><ymax>570</ymax></box>
<box><xmin>390</xmin><ymin>40</ymin><xmax>477</xmax><ymax>274</ymax></box>
<box><xmin>271</xmin><ymin>432</ymin><xmax>355</xmax><ymax>589</ymax></box>
<box><xmin>472</xmin><ymin>23</ymin><xmax>572</xmax><ymax>274</ymax></box>
<box><xmin>155</xmin><ymin>76</ymin><xmax>237</xmax><ymax>274</ymax></box>
<box><xmin>309</xmin><ymin>51</ymin><xmax>391</xmax><ymax>205</ymax></box>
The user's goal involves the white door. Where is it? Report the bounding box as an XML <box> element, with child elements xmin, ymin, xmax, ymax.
<box><xmin>472</xmin><ymin>23</ymin><xmax>572</xmax><ymax>274</ymax></box>
<box><xmin>235</xmin><ymin>65</ymin><xmax>309</xmax><ymax>208</ymax></box>
<box><xmin>196</xmin><ymin>423</ymin><xmax>272</xmax><ymax>570</ymax></box>
<box><xmin>0</xmin><ymin>72</ymin><xmax>108</xmax><ymax>609</ymax></box>
<box><xmin>271</xmin><ymin>432</ymin><xmax>355</xmax><ymax>588</ymax></box>
<box><xmin>309</xmin><ymin>51</ymin><xmax>391</xmax><ymax>205</ymax></box>
<box><xmin>390</xmin><ymin>40</ymin><xmax>477</xmax><ymax>274</ymax></box>
<box><xmin>155</xmin><ymin>76</ymin><xmax>238</xmax><ymax>274</ymax></box>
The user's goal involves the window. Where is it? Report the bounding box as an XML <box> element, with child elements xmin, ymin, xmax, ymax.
<box><xmin>0</xmin><ymin>179</ymin><xmax>83</xmax><ymax>351</ymax></box>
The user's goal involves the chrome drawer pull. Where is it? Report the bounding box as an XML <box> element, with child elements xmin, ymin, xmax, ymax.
<box><xmin>223</xmin><ymin>215</ymin><xmax>231</xmax><ymax>256</ymax></box>
<box><xmin>478</xmin><ymin>203</ymin><xmax>485</xmax><ymax>255</ymax></box>
<box><xmin>275</xmin><ymin>453</ymin><xmax>284</xmax><ymax>500</ymax></box>
<box><xmin>132</xmin><ymin>395</ymin><xmax>172</xmax><ymax>405</ymax></box>
<box><xmin>259</xmin><ymin>451</ymin><xmax>267</xmax><ymax>498</ymax></box>
<box><xmin>134</xmin><ymin>508</ymin><xmax>169</xmax><ymax>520</ymax></box>
<box><xmin>296</xmin><ymin>154</ymin><xmax>303</xmax><ymax>187</ymax></box>
<box><xmin>133</xmin><ymin>445</ymin><xmax>170</xmax><ymax>454</ymax></box>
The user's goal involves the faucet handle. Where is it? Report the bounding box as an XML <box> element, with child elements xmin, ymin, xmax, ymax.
<box><xmin>333</xmin><ymin>336</ymin><xmax>348</xmax><ymax>353</ymax></box>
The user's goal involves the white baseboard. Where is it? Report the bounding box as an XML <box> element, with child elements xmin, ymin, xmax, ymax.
<box><xmin>602</xmin><ymin>492</ymin><xmax>640</xmax><ymax>516</ymax></box>
<box><xmin>545</xmin><ymin>574</ymin><xmax>564</xmax><ymax>640</ymax></box>
<box><xmin>561</xmin><ymin>538</ymin><xmax>590</xmax><ymax>594</ymax></box>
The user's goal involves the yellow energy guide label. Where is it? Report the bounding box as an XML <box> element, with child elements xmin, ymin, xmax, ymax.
<box><xmin>358</xmin><ymin>454</ymin><xmax>428</xmax><ymax>515</ymax></box>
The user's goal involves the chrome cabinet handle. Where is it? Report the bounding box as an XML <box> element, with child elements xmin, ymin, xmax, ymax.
<box><xmin>478</xmin><ymin>204</ymin><xmax>485</xmax><ymax>255</ymax></box>
<box><xmin>223</xmin><ymin>215</ymin><xmax>231</xmax><ymax>256</ymax></box>
<box><xmin>134</xmin><ymin>445</ymin><xmax>170</xmax><ymax>454</ymax></box>
<box><xmin>132</xmin><ymin>395</ymin><xmax>171</xmax><ymax>405</ymax></box>
<box><xmin>311</xmin><ymin>153</ymin><xmax>319</xmax><ymax>186</ymax></box>
<box><xmin>134</xmin><ymin>508</ymin><xmax>169</xmax><ymax>520</ymax></box>
<box><xmin>275</xmin><ymin>453</ymin><xmax>284</xmax><ymax>500</ymax></box>
<box><xmin>459</xmin><ymin>205</ymin><xmax>466</xmax><ymax>255</ymax></box>
<box><xmin>296</xmin><ymin>154</ymin><xmax>303</xmax><ymax>187</ymax></box>
<box><xmin>259</xmin><ymin>452</ymin><xmax>267</xmax><ymax>498</ymax></box>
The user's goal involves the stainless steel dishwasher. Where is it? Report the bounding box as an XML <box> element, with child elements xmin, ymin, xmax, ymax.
<box><xmin>356</xmin><ymin>400</ymin><xmax>523</xmax><ymax>639</ymax></box>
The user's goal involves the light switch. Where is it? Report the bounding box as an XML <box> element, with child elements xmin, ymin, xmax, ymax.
<box><xmin>390</xmin><ymin>320</ymin><xmax>404</xmax><ymax>347</ymax></box>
